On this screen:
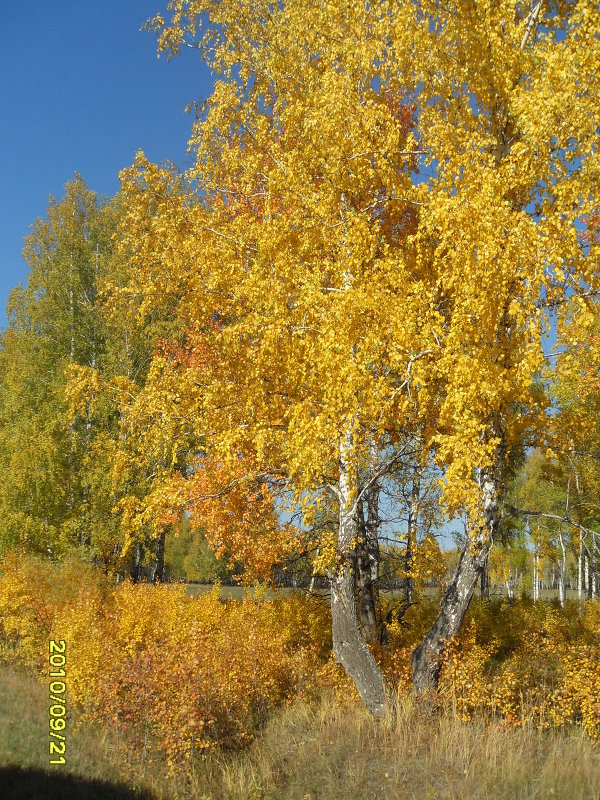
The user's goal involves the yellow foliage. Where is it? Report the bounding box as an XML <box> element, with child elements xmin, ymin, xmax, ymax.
<box><xmin>0</xmin><ymin>555</ymin><xmax>342</xmax><ymax>771</ymax></box>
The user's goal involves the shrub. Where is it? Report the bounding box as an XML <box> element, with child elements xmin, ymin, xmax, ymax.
<box><xmin>1</xmin><ymin>553</ymin><xmax>598</xmax><ymax>769</ymax></box>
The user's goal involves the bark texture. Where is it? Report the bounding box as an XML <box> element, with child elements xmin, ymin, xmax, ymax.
<box><xmin>357</xmin><ymin>498</ymin><xmax>378</xmax><ymax>644</ymax></box>
<box><xmin>151</xmin><ymin>530</ymin><xmax>166</xmax><ymax>583</ymax></box>
<box><xmin>331</xmin><ymin>566</ymin><xmax>390</xmax><ymax>718</ymax></box>
<box><xmin>533</xmin><ymin>549</ymin><xmax>540</xmax><ymax>602</ymax></box>
<box><xmin>405</xmin><ymin>457</ymin><xmax>421</xmax><ymax>604</ymax></box>
<box><xmin>331</xmin><ymin>429</ymin><xmax>391</xmax><ymax>719</ymax></box>
<box><xmin>480</xmin><ymin>554</ymin><xmax>490</xmax><ymax>599</ymax></box>
<box><xmin>412</xmin><ymin>463</ymin><xmax>501</xmax><ymax>694</ymax></box>
<box><xmin>129</xmin><ymin>542</ymin><xmax>143</xmax><ymax>584</ymax></box>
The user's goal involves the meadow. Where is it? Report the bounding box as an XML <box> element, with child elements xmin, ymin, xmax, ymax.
<box><xmin>2</xmin><ymin>664</ymin><xmax>600</xmax><ymax>800</ymax></box>
<box><xmin>0</xmin><ymin>554</ymin><xmax>599</xmax><ymax>799</ymax></box>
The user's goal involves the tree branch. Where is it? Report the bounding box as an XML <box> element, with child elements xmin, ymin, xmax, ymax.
<box><xmin>520</xmin><ymin>0</ymin><xmax>543</xmax><ymax>50</ymax></box>
<box><xmin>505</xmin><ymin>504</ymin><xmax>599</xmax><ymax>538</ymax></box>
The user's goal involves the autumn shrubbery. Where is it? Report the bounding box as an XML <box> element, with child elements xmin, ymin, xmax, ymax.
<box><xmin>437</xmin><ymin>598</ymin><xmax>600</xmax><ymax>740</ymax></box>
<box><xmin>0</xmin><ymin>552</ymin><xmax>108</xmax><ymax>668</ymax></box>
<box><xmin>0</xmin><ymin>554</ymin><xmax>599</xmax><ymax>773</ymax></box>
<box><xmin>364</xmin><ymin>597</ymin><xmax>600</xmax><ymax>740</ymax></box>
<box><xmin>380</xmin><ymin>594</ymin><xmax>600</xmax><ymax>741</ymax></box>
<box><xmin>65</xmin><ymin>582</ymin><xmax>339</xmax><ymax>767</ymax></box>
<box><xmin>0</xmin><ymin>553</ymin><xmax>345</xmax><ymax>770</ymax></box>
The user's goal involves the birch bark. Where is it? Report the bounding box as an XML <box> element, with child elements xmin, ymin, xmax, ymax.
<box><xmin>412</xmin><ymin>456</ymin><xmax>502</xmax><ymax>694</ymax></box>
<box><xmin>330</xmin><ymin>424</ymin><xmax>391</xmax><ymax>718</ymax></box>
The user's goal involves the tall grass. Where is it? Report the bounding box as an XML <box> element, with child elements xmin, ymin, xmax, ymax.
<box><xmin>2</xmin><ymin>665</ymin><xmax>599</xmax><ymax>800</ymax></box>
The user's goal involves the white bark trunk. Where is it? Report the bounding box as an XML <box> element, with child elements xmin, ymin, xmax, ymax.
<box><xmin>558</xmin><ymin>533</ymin><xmax>567</xmax><ymax>608</ymax></box>
<box><xmin>558</xmin><ymin>472</ymin><xmax>570</xmax><ymax>608</ymax></box>
<box><xmin>412</xmin><ymin>460</ymin><xmax>501</xmax><ymax>694</ymax></box>
<box><xmin>406</xmin><ymin>454</ymin><xmax>420</xmax><ymax>604</ymax></box>
<box><xmin>585</xmin><ymin>553</ymin><xmax>590</xmax><ymax>598</ymax></box>
<box><xmin>330</xmin><ymin>425</ymin><xmax>390</xmax><ymax>718</ymax></box>
<box><xmin>578</xmin><ymin>535</ymin><xmax>583</xmax><ymax>611</ymax></box>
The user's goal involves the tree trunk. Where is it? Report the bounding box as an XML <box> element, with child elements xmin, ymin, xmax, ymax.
<box><xmin>130</xmin><ymin>542</ymin><xmax>142</xmax><ymax>583</ymax></box>
<box><xmin>365</xmin><ymin>460</ymin><xmax>381</xmax><ymax>619</ymax></box>
<box><xmin>558</xmin><ymin>472</ymin><xmax>570</xmax><ymax>608</ymax></box>
<box><xmin>405</xmin><ymin>454</ymin><xmax>420</xmax><ymax>604</ymax></box>
<box><xmin>309</xmin><ymin>549</ymin><xmax>320</xmax><ymax>593</ymax></box>
<box><xmin>584</xmin><ymin>551</ymin><xmax>590</xmax><ymax>599</ymax></box>
<box><xmin>578</xmin><ymin>535</ymin><xmax>583</xmax><ymax>612</ymax></box>
<box><xmin>480</xmin><ymin>554</ymin><xmax>490</xmax><ymax>599</ymax></box>
<box><xmin>357</xmin><ymin>498</ymin><xmax>378</xmax><ymax>644</ymax></box>
<box><xmin>356</xmin><ymin>446</ymin><xmax>382</xmax><ymax>643</ymax></box>
<box><xmin>150</xmin><ymin>530</ymin><xmax>166</xmax><ymax>583</ymax></box>
<box><xmin>506</xmin><ymin>574</ymin><xmax>514</xmax><ymax>600</ymax></box>
<box><xmin>331</xmin><ymin>427</ymin><xmax>391</xmax><ymax>719</ymax></box>
<box><xmin>412</xmin><ymin>462</ymin><xmax>500</xmax><ymax>695</ymax></box>
<box><xmin>533</xmin><ymin>548</ymin><xmax>539</xmax><ymax>602</ymax></box>
<box><xmin>557</xmin><ymin>533</ymin><xmax>567</xmax><ymax>608</ymax></box>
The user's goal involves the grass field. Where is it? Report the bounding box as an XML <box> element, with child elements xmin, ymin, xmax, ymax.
<box><xmin>0</xmin><ymin>665</ymin><xmax>152</xmax><ymax>799</ymax></box>
<box><xmin>184</xmin><ymin>583</ymin><xmax>288</xmax><ymax>600</ymax></box>
<box><xmin>2</xmin><ymin>664</ymin><xmax>599</xmax><ymax>800</ymax></box>
<box><xmin>184</xmin><ymin>582</ymin><xmax>587</xmax><ymax>605</ymax></box>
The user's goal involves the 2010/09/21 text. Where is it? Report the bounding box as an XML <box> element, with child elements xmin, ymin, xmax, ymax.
<box><xmin>49</xmin><ymin>640</ymin><xmax>66</xmax><ymax>766</ymax></box>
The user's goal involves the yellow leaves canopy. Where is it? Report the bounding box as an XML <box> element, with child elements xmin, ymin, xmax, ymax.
<box><xmin>112</xmin><ymin>0</ymin><xmax>600</xmax><ymax>547</ymax></box>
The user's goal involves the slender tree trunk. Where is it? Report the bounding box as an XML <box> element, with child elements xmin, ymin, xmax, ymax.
<box><xmin>365</xmin><ymin>452</ymin><xmax>381</xmax><ymax>618</ymax></box>
<box><xmin>405</xmin><ymin>451</ymin><xmax>421</xmax><ymax>604</ymax></box>
<box><xmin>309</xmin><ymin>548</ymin><xmax>320</xmax><ymax>593</ymax></box>
<box><xmin>585</xmin><ymin>551</ymin><xmax>591</xmax><ymax>600</ymax></box>
<box><xmin>331</xmin><ymin>427</ymin><xmax>391</xmax><ymax>719</ymax></box>
<box><xmin>69</xmin><ymin>258</ymin><xmax>76</xmax><ymax>362</ymax></box>
<box><xmin>533</xmin><ymin>548</ymin><xmax>539</xmax><ymax>602</ymax></box>
<box><xmin>150</xmin><ymin>530</ymin><xmax>166</xmax><ymax>583</ymax></box>
<box><xmin>68</xmin><ymin>258</ymin><xmax>78</xmax><ymax>526</ymax></box>
<box><xmin>578</xmin><ymin>534</ymin><xmax>583</xmax><ymax>612</ymax></box>
<box><xmin>480</xmin><ymin>554</ymin><xmax>490</xmax><ymax>599</ymax></box>
<box><xmin>357</xmin><ymin>497</ymin><xmax>378</xmax><ymax>643</ymax></box>
<box><xmin>367</xmin><ymin>501</ymin><xmax>381</xmax><ymax>609</ymax></box>
<box><xmin>412</xmin><ymin>460</ymin><xmax>501</xmax><ymax>695</ymax></box>
<box><xmin>356</xmin><ymin>444</ymin><xmax>382</xmax><ymax>643</ymax></box>
<box><xmin>557</xmin><ymin>533</ymin><xmax>567</xmax><ymax>608</ymax></box>
<box><xmin>130</xmin><ymin>542</ymin><xmax>142</xmax><ymax>583</ymax></box>
<box><xmin>558</xmin><ymin>471</ymin><xmax>571</xmax><ymax>608</ymax></box>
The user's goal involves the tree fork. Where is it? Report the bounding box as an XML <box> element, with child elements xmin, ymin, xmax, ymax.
<box><xmin>331</xmin><ymin>429</ymin><xmax>391</xmax><ymax>719</ymax></box>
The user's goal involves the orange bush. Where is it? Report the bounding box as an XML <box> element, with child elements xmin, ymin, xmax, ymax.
<box><xmin>0</xmin><ymin>555</ymin><xmax>342</xmax><ymax>770</ymax></box>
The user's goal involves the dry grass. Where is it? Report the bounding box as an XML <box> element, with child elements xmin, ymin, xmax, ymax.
<box><xmin>151</xmin><ymin>694</ymin><xmax>600</xmax><ymax>800</ymax></box>
<box><xmin>1</xmin><ymin>665</ymin><xmax>598</xmax><ymax>800</ymax></box>
<box><xmin>0</xmin><ymin>664</ymin><xmax>152</xmax><ymax>798</ymax></box>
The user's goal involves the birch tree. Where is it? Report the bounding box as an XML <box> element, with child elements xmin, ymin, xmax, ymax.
<box><xmin>109</xmin><ymin>0</ymin><xmax>600</xmax><ymax>710</ymax></box>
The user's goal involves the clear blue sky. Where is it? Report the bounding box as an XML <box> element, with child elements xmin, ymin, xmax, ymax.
<box><xmin>0</xmin><ymin>1</ymin><xmax>213</xmax><ymax>330</ymax></box>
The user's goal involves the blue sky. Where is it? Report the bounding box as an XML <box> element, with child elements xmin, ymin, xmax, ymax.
<box><xmin>0</xmin><ymin>1</ymin><xmax>213</xmax><ymax>329</ymax></box>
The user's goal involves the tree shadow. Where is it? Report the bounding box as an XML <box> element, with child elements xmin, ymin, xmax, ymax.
<box><xmin>0</xmin><ymin>765</ymin><xmax>155</xmax><ymax>800</ymax></box>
